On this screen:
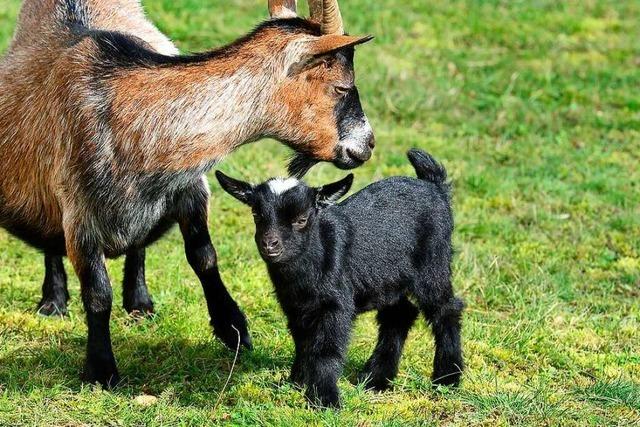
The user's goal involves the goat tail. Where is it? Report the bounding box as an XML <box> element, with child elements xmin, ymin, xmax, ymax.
<box><xmin>407</xmin><ymin>149</ymin><xmax>448</xmax><ymax>184</ymax></box>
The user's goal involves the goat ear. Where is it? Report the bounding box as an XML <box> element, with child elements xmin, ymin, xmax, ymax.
<box><xmin>316</xmin><ymin>174</ymin><xmax>354</xmax><ymax>207</ymax></box>
<box><xmin>308</xmin><ymin>34</ymin><xmax>374</xmax><ymax>57</ymax></box>
<box><xmin>215</xmin><ymin>171</ymin><xmax>254</xmax><ymax>205</ymax></box>
<box><xmin>288</xmin><ymin>34</ymin><xmax>373</xmax><ymax>76</ymax></box>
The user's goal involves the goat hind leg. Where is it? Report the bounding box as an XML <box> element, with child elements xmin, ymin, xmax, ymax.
<box><xmin>66</xmin><ymin>233</ymin><xmax>119</xmax><ymax>388</ymax></box>
<box><xmin>358</xmin><ymin>296</ymin><xmax>418</xmax><ymax>391</ymax></box>
<box><xmin>37</xmin><ymin>253</ymin><xmax>69</xmax><ymax>316</ymax></box>
<box><xmin>122</xmin><ymin>247</ymin><xmax>154</xmax><ymax>316</ymax></box>
<box><xmin>422</xmin><ymin>294</ymin><xmax>464</xmax><ymax>387</ymax></box>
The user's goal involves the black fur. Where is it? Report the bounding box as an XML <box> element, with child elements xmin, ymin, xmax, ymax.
<box><xmin>37</xmin><ymin>254</ymin><xmax>69</xmax><ymax>316</ymax></box>
<box><xmin>86</xmin><ymin>18</ymin><xmax>322</xmax><ymax>73</ymax></box>
<box><xmin>36</xmin><ymin>248</ymin><xmax>155</xmax><ymax>318</ymax></box>
<box><xmin>122</xmin><ymin>248</ymin><xmax>154</xmax><ymax>315</ymax></box>
<box><xmin>287</xmin><ymin>153</ymin><xmax>318</xmax><ymax>179</ymax></box>
<box><xmin>216</xmin><ymin>149</ymin><xmax>464</xmax><ymax>408</ymax></box>
<box><xmin>73</xmin><ymin>178</ymin><xmax>252</xmax><ymax>387</ymax></box>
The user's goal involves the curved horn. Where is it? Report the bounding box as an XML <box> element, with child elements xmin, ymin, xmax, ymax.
<box><xmin>308</xmin><ymin>0</ymin><xmax>323</xmax><ymax>24</ymax></box>
<box><xmin>308</xmin><ymin>0</ymin><xmax>344</xmax><ymax>34</ymax></box>
<box><xmin>321</xmin><ymin>0</ymin><xmax>344</xmax><ymax>34</ymax></box>
<box><xmin>269</xmin><ymin>0</ymin><xmax>298</xmax><ymax>18</ymax></box>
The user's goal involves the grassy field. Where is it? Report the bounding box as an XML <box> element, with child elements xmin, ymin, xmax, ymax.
<box><xmin>1</xmin><ymin>0</ymin><xmax>639</xmax><ymax>425</ymax></box>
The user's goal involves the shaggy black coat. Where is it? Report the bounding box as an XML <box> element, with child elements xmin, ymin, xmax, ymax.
<box><xmin>216</xmin><ymin>149</ymin><xmax>464</xmax><ymax>408</ymax></box>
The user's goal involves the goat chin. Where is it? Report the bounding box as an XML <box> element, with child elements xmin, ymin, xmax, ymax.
<box><xmin>288</xmin><ymin>153</ymin><xmax>318</xmax><ymax>178</ymax></box>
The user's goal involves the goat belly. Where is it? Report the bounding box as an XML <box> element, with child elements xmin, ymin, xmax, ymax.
<box><xmin>0</xmin><ymin>214</ymin><xmax>66</xmax><ymax>254</ymax></box>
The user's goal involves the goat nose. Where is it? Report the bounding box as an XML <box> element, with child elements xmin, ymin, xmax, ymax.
<box><xmin>346</xmin><ymin>147</ymin><xmax>372</xmax><ymax>163</ymax></box>
<box><xmin>367</xmin><ymin>134</ymin><xmax>376</xmax><ymax>149</ymax></box>
<box><xmin>262</xmin><ymin>236</ymin><xmax>280</xmax><ymax>250</ymax></box>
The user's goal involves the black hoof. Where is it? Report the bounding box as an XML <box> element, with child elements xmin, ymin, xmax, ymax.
<box><xmin>82</xmin><ymin>357</ymin><xmax>121</xmax><ymax>389</ymax></box>
<box><xmin>307</xmin><ymin>388</ymin><xmax>341</xmax><ymax>409</ymax></box>
<box><xmin>290</xmin><ymin>366</ymin><xmax>304</xmax><ymax>387</ymax></box>
<box><xmin>124</xmin><ymin>298</ymin><xmax>155</xmax><ymax>318</ymax></box>
<box><xmin>211</xmin><ymin>306</ymin><xmax>253</xmax><ymax>351</ymax></box>
<box><xmin>36</xmin><ymin>299</ymin><xmax>68</xmax><ymax>317</ymax></box>
<box><xmin>432</xmin><ymin>369</ymin><xmax>462</xmax><ymax>387</ymax></box>
<box><xmin>357</xmin><ymin>370</ymin><xmax>392</xmax><ymax>392</ymax></box>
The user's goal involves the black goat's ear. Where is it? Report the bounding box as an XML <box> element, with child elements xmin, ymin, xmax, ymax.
<box><xmin>316</xmin><ymin>174</ymin><xmax>354</xmax><ymax>207</ymax></box>
<box><xmin>215</xmin><ymin>171</ymin><xmax>254</xmax><ymax>205</ymax></box>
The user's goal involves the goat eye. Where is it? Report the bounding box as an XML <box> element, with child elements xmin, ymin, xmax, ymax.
<box><xmin>292</xmin><ymin>216</ymin><xmax>308</xmax><ymax>229</ymax></box>
<box><xmin>334</xmin><ymin>86</ymin><xmax>350</xmax><ymax>97</ymax></box>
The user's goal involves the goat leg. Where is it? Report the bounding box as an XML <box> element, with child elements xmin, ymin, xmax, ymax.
<box><xmin>122</xmin><ymin>247</ymin><xmax>154</xmax><ymax>316</ymax></box>
<box><xmin>175</xmin><ymin>182</ymin><xmax>252</xmax><ymax>351</ymax></box>
<box><xmin>358</xmin><ymin>296</ymin><xmax>418</xmax><ymax>391</ymax></box>
<box><xmin>298</xmin><ymin>305</ymin><xmax>352</xmax><ymax>409</ymax></box>
<box><xmin>66</xmin><ymin>228</ymin><xmax>120</xmax><ymax>388</ymax></box>
<box><xmin>36</xmin><ymin>253</ymin><xmax>69</xmax><ymax>316</ymax></box>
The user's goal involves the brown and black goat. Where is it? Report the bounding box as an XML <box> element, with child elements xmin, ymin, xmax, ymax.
<box><xmin>0</xmin><ymin>0</ymin><xmax>374</xmax><ymax>387</ymax></box>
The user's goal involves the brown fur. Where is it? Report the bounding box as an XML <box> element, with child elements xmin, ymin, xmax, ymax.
<box><xmin>0</xmin><ymin>1</ymin><xmax>368</xmax><ymax>246</ymax></box>
<box><xmin>268</xmin><ymin>37</ymin><xmax>367</xmax><ymax>161</ymax></box>
<box><xmin>0</xmin><ymin>0</ymin><xmax>373</xmax><ymax>387</ymax></box>
<box><xmin>0</xmin><ymin>0</ymin><xmax>177</xmax><ymax>238</ymax></box>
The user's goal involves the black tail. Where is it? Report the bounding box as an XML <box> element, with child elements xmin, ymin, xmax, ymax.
<box><xmin>407</xmin><ymin>149</ymin><xmax>448</xmax><ymax>184</ymax></box>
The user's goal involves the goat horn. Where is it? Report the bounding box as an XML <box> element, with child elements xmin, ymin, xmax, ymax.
<box><xmin>308</xmin><ymin>0</ymin><xmax>344</xmax><ymax>34</ymax></box>
<box><xmin>308</xmin><ymin>0</ymin><xmax>323</xmax><ymax>24</ymax></box>
<box><xmin>269</xmin><ymin>0</ymin><xmax>298</xmax><ymax>18</ymax></box>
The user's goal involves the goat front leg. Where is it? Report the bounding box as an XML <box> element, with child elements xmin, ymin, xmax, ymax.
<box><xmin>298</xmin><ymin>305</ymin><xmax>352</xmax><ymax>408</ymax></box>
<box><xmin>288</xmin><ymin>321</ymin><xmax>307</xmax><ymax>387</ymax></box>
<box><xmin>122</xmin><ymin>247</ymin><xmax>154</xmax><ymax>316</ymax></box>
<box><xmin>36</xmin><ymin>253</ymin><xmax>69</xmax><ymax>316</ymax></box>
<box><xmin>175</xmin><ymin>184</ymin><xmax>252</xmax><ymax>351</ymax></box>
<box><xmin>65</xmin><ymin>231</ymin><xmax>119</xmax><ymax>388</ymax></box>
<box><xmin>358</xmin><ymin>296</ymin><xmax>419</xmax><ymax>391</ymax></box>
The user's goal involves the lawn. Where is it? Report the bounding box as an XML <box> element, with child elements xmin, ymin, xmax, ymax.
<box><xmin>1</xmin><ymin>0</ymin><xmax>639</xmax><ymax>425</ymax></box>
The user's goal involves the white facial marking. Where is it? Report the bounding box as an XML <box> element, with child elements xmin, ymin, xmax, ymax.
<box><xmin>268</xmin><ymin>178</ymin><xmax>298</xmax><ymax>195</ymax></box>
<box><xmin>340</xmin><ymin>115</ymin><xmax>374</xmax><ymax>152</ymax></box>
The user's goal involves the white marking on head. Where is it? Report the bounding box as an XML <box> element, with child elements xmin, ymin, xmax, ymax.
<box><xmin>268</xmin><ymin>178</ymin><xmax>298</xmax><ymax>195</ymax></box>
<box><xmin>340</xmin><ymin>115</ymin><xmax>374</xmax><ymax>152</ymax></box>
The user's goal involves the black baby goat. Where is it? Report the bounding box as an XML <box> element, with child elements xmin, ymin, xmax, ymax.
<box><xmin>216</xmin><ymin>149</ymin><xmax>464</xmax><ymax>408</ymax></box>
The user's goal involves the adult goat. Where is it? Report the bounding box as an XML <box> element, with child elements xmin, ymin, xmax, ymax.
<box><xmin>0</xmin><ymin>0</ymin><xmax>374</xmax><ymax>387</ymax></box>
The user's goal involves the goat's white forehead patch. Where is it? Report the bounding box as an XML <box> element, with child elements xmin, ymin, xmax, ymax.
<box><xmin>267</xmin><ymin>178</ymin><xmax>298</xmax><ymax>195</ymax></box>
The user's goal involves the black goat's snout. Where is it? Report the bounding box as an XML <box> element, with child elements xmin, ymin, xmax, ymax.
<box><xmin>261</xmin><ymin>234</ymin><xmax>283</xmax><ymax>257</ymax></box>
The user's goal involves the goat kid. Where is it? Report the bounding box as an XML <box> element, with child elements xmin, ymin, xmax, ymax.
<box><xmin>0</xmin><ymin>0</ymin><xmax>374</xmax><ymax>387</ymax></box>
<box><xmin>216</xmin><ymin>149</ymin><xmax>464</xmax><ymax>408</ymax></box>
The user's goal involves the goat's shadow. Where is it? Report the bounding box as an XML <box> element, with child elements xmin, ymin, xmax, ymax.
<box><xmin>1</xmin><ymin>326</ymin><xmax>372</xmax><ymax>408</ymax></box>
<box><xmin>0</xmin><ymin>325</ymin><xmax>299</xmax><ymax>408</ymax></box>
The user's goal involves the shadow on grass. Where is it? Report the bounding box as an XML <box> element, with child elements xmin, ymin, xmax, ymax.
<box><xmin>0</xmin><ymin>332</ymin><xmax>292</xmax><ymax>407</ymax></box>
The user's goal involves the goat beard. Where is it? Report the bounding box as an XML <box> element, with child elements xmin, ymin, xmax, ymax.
<box><xmin>288</xmin><ymin>153</ymin><xmax>318</xmax><ymax>179</ymax></box>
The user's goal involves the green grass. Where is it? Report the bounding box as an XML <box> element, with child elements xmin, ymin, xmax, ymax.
<box><xmin>1</xmin><ymin>0</ymin><xmax>639</xmax><ymax>425</ymax></box>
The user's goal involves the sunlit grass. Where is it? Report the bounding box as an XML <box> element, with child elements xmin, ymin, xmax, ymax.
<box><xmin>0</xmin><ymin>0</ymin><xmax>639</xmax><ymax>425</ymax></box>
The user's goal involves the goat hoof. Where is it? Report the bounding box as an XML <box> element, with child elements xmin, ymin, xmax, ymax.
<box><xmin>82</xmin><ymin>357</ymin><xmax>120</xmax><ymax>389</ymax></box>
<box><xmin>289</xmin><ymin>370</ymin><xmax>304</xmax><ymax>388</ymax></box>
<box><xmin>211</xmin><ymin>307</ymin><xmax>253</xmax><ymax>351</ymax></box>
<box><xmin>357</xmin><ymin>371</ymin><xmax>391</xmax><ymax>392</ymax></box>
<box><xmin>36</xmin><ymin>299</ymin><xmax>68</xmax><ymax>317</ymax></box>
<box><xmin>307</xmin><ymin>389</ymin><xmax>341</xmax><ymax>410</ymax></box>
<box><xmin>124</xmin><ymin>299</ymin><xmax>155</xmax><ymax>318</ymax></box>
<box><xmin>431</xmin><ymin>369</ymin><xmax>462</xmax><ymax>387</ymax></box>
